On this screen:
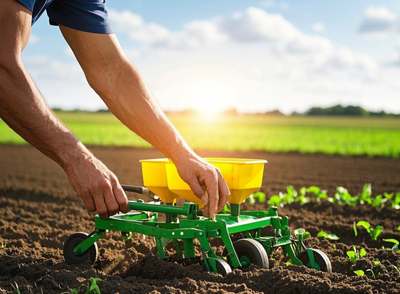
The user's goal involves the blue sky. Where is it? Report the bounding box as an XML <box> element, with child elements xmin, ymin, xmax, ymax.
<box><xmin>23</xmin><ymin>0</ymin><xmax>400</xmax><ymax>114</ymax></box>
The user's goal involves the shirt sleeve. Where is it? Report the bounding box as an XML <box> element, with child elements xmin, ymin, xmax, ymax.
<box><xmin>46</xmin><ymin>0</ymin><xmax>113</xmax><ymax>34</ymax></box>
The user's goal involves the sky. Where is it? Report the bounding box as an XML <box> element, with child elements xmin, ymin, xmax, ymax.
<box><xmin>23</xmin><ymin>0</ymin><xmax>400</xmax><ymax>114</ymax></box>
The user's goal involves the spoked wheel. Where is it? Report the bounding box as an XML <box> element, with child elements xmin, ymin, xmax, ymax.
<box><xmin>214</xmin><ymin>258</ymin><xmax>232</xmax><ymax>276</ymax></box>
<box><xmin>228</xmin><ymin>238</ymin><xmax>269</xmax><ymax>269</ymax></box>
<box><xmin>298</xmin><ymin>248</ymin><xmax>332</xmax><ymax>273</ymax></box>
<box><xmin>63</xmin><ymin>232</ymin><xmax>98</xmax><ymax>265</ymax></box>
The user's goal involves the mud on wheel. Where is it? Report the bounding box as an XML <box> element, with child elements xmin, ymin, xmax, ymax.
<box><xmin>298</xmin><ymin>248</ymin><xmax>332</xmax><ymax>273</ymax></box>
<box><xmin>63</xmin><ymin>232</ymin><xmax>98</xmax><ymax>265</ymax></box>
<box><xmin>214</xmin><ymin>258</ymin><xmax>232</xmax><ymax>276</ymax></box>
<box><xmin>226</xmin><ymin>238</ymin><xmax>269</xmax><ymax>269</ymax></box>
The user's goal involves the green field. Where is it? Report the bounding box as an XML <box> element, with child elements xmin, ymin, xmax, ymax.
<box><xmin>1</xmin><ymin>112</ymin><xmax>400</xmax><ymax>157</ymax></box>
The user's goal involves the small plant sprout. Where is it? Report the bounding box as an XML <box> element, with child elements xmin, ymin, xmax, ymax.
<box><xmin>61</xmin><ymin>277</ymin><xmax>101</xmax><ymax>294</ymax></box>
<box><xmin>356</xmin><ymin>221</ymin><xmax>383</xmax><ymax>241</ymax></box>
<box><xmin>366</xmin><ymin>269</ymin><xmax>377</xmax><ymax>279</ymax></box>
<box><xmin>88</xmin><ymin>277</ymin><xmax>101</xmax><ymax>294</ymax></box>
<box><xmin>353</xmin><ymin>222</ymin><xmax>358</xmax><ymax>237</ymax></box>
<box><xmin>347</xmin><ymin>246</ymin><xmax>367</xmax><ymax>262</ymax></box>
<box><xmin>303</xmin><ymin>231</ymin><xmax>311</xmax><ymax>240</ymax></box>
<box><xmin>398</xmin><ymin>225</ymin><xmax>400</xmax><ymax>231</ymax></box>
<box><xmin>383</xmin><ymin>239</ymin><xmax>399</xmax><ymax>252</ymax></box>
<box><xmin>247</xmin><ymin>192</ymin><xmax>267</xmax><ymax>205</ymax></box>
<box><xmin>1</xmin><ymin>242</ymin><xmax>6</xmax><ymax>249</ymax></box>
<box><xmin>11</xmin><ymin>282</ymin><xmax>21</xmax><ymax>294</ymax></box>
<box><xmin>353</xmin><ymin>270</ymin><xmax>365</xmax><ymax>276</ymax></box>
<box><xmin>252</xmin><ymin>192</ymin><xmax>266</xmax><ymax>203</ymax></box>
<box><xmin>317</xmin><ymin>231</ymin><xmax>340</xmax><ymax>241</ymax></box>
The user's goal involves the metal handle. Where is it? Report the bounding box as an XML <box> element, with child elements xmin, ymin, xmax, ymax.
<box><xmin>121</xmin><ymin>184</ymin><xmax>159</xmax><ymax>201</ymax></box>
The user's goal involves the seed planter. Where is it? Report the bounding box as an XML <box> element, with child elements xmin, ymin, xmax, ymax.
<box><xmin>63</xmin><ymin>158</ymin><xmax>332</xmax><ymax>275</ymax></box>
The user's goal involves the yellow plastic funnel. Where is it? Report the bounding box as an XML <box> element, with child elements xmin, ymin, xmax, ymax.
<box><xmin>140</xmin><ymin>158</ymin><xmax>180</xmax><ymax>203</ymax></box>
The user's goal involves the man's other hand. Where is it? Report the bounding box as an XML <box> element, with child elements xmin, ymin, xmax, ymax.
<box><xmin>64</xmin><ymin>149</ymin><xmax>130</xmax><ymax>219</ymax></box>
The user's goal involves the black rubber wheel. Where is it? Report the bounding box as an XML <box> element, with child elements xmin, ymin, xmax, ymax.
<box><xmin>231</xmin><ymin>238</ymin><xmax>269</xmax><ymax>268</ymax></box>
<box><xmin>63</xmin><ymin>232</ymin><xmax>98</xmax><ymax>265</ymax></box>
<box><xmin>298</xmin><ymin>248</ymin><xmax>332</xmax><ymax>273</ymax></box>
<box><xmin>214</xmin><ymin>258</ymin><xmax>232</xmax><ymax>276</ymax></box>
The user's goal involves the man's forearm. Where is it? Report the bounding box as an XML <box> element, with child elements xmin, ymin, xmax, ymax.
<box><xmin>0</xmin><ymin>60</ymin><xmax>86</xmax><ymax>169</ymax></box>
<box><xmin>94</xmin><ymin>59</ymin><xmax>196</xmax><ymax>163</ymax></box>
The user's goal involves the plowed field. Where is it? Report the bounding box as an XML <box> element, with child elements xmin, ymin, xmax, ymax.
<box><xmin>1</xmin><ymin>145</ymin><xmax>399</xmax><ymax>294</ymax></box>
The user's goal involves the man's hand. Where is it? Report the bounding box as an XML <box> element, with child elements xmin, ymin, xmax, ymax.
<box><xmin>64</xmin><ymin>148</ymin><xmax>130</xmax><ymax>219</ymax></box>
<box><xmin>174</xmin><ymin>154</ymin><xmax>230</xmax><ymax>219</ymax></box>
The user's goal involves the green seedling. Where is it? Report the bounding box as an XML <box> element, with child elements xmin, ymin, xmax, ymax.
<box><xmin>335</xmin><ymin>187</ymin><xmax>359</xmax><ymax>206</ymax></box>
<box><xmin>383</xmin><ymin>239</ymin><xmax>399</xmax><ymax>252</ymax></box>
<box><xmin>392</xmin><ymin>193</ymin><xmax>400</xmax><ymax>209</ymax></box>
<box><xmin>366</xmin><ymin>269</ymin><xmax>376</xmax><ymax>279</ymax></box>
<box><xmin>88</xmin><ymin>277</ymin><xmax>101</xmax><ymax>294</ymax></box>
<box><xmin>296</xmin><ymin>187</ymin><xmax>311</xmax><ymax>204</ymax></box>
<box><xmin>398</xmin><ymin>225</ymin><xmax>400</xmax><ymax>231</ymax></box>
<box><xmin>61</xmin><ymin>278</ymin><xmax>101</xmax><ymax>294</ymax></box>
<box><xmin>373</xmin><ymin>260</ymin><xmax>380</xmax><ymax>265</ymax></box>
<box><xmin>306</xmin><ymin>186</ymin><xmax>328</xmax><ymax>200</ymax></box>
<box><xmin>285</xmin><ymin>261</ymin><xmax>292</xmax><ymax>266</ymax></box>
<box><xmin>356</xmin><ymin>221</ymin><xmax>383</xmax><ymax>241</ymax></box>
<box><xmin>347</xmin><ymin>246</ymin><xmax>367</xmax><ymax>262</ymax></box>
<box><xmin>303</xmin><ymin>231</ymin><xmax>311</xmax><ymax>240</ymax></box>
<box><xmin>11</xmin><ymin>282</ymin><xmax>21</xmax><ymax>294</ymax></box>
<box><xmin>360</xmin><ymin>183</ymin><xmax>372</xmax><ymax>205</ymax></box>
<box><xmin>247</xmin><ymin>192</ymin><xmax>266</xmax><ymax>205</ymax></box>
<box><xmin>267</xmin><ymin>194</ymin><xmax>283</xmax><ymax>207</ymax></box>
<box><xmin>353</xmin><ymin>270</ymin><xmax>364</xmax><ymax>276</ymax></box>
<box><xmin>353</xmin><ymin>222</ymin><xmax>358</xmax><ymax>237</ymax></box>
<box><xmin>252</xmin><ymin>192</ymin><xmax>266</xmax><ymax>203</ymax></box>
<box><xmin>1</xmin><ymin>243</ymin><xmax>6</xmax><ymax>249</ymax></box>
<box><xmin>317</xmin><ymin>231</ymin><xmax>340</xmax><ymax>241</ymax></box>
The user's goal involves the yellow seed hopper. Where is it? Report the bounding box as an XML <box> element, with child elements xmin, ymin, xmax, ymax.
<box><xmin>140</xmin><ymin>158</ymin><xmax>267</xmax><ymax>207</ymax></box>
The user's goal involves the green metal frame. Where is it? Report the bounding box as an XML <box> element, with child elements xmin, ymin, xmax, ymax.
<box><xmin>71</xmin><ymin>199</ymin><xmax>314</xmax><ymax>273</ymax></box>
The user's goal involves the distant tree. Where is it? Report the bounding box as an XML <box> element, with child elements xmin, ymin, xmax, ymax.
<box><xmin>223</xmin><ymin>108</ymin><xmax>238</xmax><ymax>116</ymax></box>
<box><xmin>264</xmin><ymin>109</ymin><xmax>285</xmax><ymax>116</ymax></box>
<box><xmin>96</xmin><ymin>108</ymin><xmax>110</xmax><ymax>113</ymax></box>
<box><xmin>306</xmin><ymin>104</ymin><xmax>368</xmax><ymax>116</ymax></box>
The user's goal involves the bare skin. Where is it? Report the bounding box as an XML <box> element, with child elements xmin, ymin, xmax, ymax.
<box><xmin>0</xmin><ymin>0</ymin><xmax>230</xmax><ymax>219</ymax></box>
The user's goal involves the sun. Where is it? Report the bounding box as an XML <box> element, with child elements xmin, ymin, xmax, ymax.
<box><xmin>191</xmin><ymin>91</ymin><xmax>227</xmax><ymax>120</ymax></box>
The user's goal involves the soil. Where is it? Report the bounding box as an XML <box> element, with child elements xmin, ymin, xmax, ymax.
<box><xmin>0</xmin><ymin>145</ymin><xmax>399</xmax><ymax>294</ymax></box>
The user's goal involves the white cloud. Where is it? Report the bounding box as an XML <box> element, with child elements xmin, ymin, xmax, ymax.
<box><xmin>359</xmin><ymin>6</ymin><xmax>397</xmax><ymax>37</ymax></box>
<box><xmin>160</xmin><ymin>20</ymin><xmax>228</xmax><ymax>49</ymax></box>
<box><xmin>28</xmin><ymin>34</ymin><xmax>39</xmax><ymax>44</ymax></box>
<box><xmin>259</xmin><ymin>0</ymin><xmax>275</xmax><ymax>8</ymax></box>
<box><xmin>108</xmin><ymin>9</ymin><xmax>170</xmax><ymax>43</ymax></box>
<box><xmin>222</xmin><ymin>8</ymin><xmax>299</xmax><ymax>42</ymax></box>
<box><xmin>64</xmin><ymin>46</ymin><xmax>74</xmax><ymax>57</ymax></box>
<box><xmin>312</xmin><ymin>22</ymin><xmax>325</xmax><ymax>33</ymax></box>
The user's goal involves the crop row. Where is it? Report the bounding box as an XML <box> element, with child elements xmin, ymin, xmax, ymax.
<box><xmin>248</xmin><ymin>183</ymin><xmax>400</xmax><ymax>209</ymax></box>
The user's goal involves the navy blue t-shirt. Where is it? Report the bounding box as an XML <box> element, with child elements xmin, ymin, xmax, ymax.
<box><xmin>16</xmin><ymin>0</ymin><xmax>112</xmax><ymax>34</ymax></box>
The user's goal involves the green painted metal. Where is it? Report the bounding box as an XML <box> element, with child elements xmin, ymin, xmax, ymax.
<box><xmin>73</xmin><ymin>230</ymin><xmax>105</xmax><ymax>255</ymax></box>
<box><xmin>306</xmin><ymin>248</ymin><xmax>321</xmax><ymax>270</ymax></box>
<box><xmin>69</xmin><ymin>194</ymin><xmax>325</xmax><ymax>273</ymax></box>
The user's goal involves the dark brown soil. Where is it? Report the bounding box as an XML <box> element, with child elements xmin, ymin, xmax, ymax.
<box><xmin>0</xmin><ymin>145</ymin><xmax>399</xmax><ymax>294</ymax></box>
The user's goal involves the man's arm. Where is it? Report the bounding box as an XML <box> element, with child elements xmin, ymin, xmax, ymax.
<box><xmin>58</xmin><ymin>26</ymin><xmax>230</xmax><ymax>218</ymax></box>
<box><xmin>0</xmin><ymin>0</ymin><xmax>130</xmax><ymax>219</ymax></box>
